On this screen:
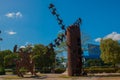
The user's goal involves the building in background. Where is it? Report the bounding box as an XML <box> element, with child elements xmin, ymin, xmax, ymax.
<box><xmin>83</xmin><ymin>44</ymin><xmax>101</xmax><ymax>59</ymax></box>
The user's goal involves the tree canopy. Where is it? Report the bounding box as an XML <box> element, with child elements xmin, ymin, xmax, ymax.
<box><xmin>32</xmin><ymin>44</ymin><xmax>56</xmax><ymax>71</ymax></box>
<box><xmin>0</xmin><ymin>50</ymin><xmax>12</xmax><ymax>67</ymax></box>
<box><xmin>100</xmin><ymin>38</ymin><xmax>120</xmax><ymax>66</ymax></box>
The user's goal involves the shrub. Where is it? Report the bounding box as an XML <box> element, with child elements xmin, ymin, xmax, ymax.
<box><xmin>84</xmin><ymin>67</ymin><xmax>116</xmax><ymax>73</ymax></box>
<box><xmin>12</xmin><ymin>68</ymin><xmax>17</xmax><ymax>74</ymax></box>
<box><xmin>5</xmin><ymin>69</ymin><xmax>12</xmax><ymax>72</ymax></box>
<box><xmin>39</xmin><ymin>67</ymin><xmax>51</xmax><ymax>73</ymax></box>
<box><xmin>0</xmin><ymin>67</ymin><xmax>5</xmax><ymax>75</ymax></box>
<box><xmin>55</xmin><ymin>68</ymin><xmax>65</xmax><ymax>73</ymax></box>
<box><xmin>116</xmin><ymin>69</ymin><xmax>120</xmax><ymax>73</ymax></box>
<box><xmin>19</xmin><ymin>67</ymin><xmax>27</xmax><ymax>74</ymax></box>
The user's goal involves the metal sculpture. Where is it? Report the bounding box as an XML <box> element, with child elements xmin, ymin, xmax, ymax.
<box><xmin>13</xmin><ymin>45</ymin><xmax>36</xmax><ymax>77</ymax></box>
<box><xmin>48</xmin><ymin>4</ymin><xmax>82</xmax><ymax>76</ymax></box>
<box><xmin>48</xmin><ymin>3</ymin><xmax>66</xmax><ymax>48</ymax></box>
<box><xmin>0</xmin><ymin>30</ymin><xmax>3</xmax><ymax>41</ymax></box>
<box><xmin>0</xmin><ymin>30</ymin><xmax>3</xmax><ymax>51</ymax></box>
<box><xmin>66</xmin><ymin>19</ymin><xmax>82</xmax><ymax>76</ymax></box>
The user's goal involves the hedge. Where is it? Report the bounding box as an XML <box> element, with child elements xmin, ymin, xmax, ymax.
<box><xmin>84</xmin><ymin>67</ymin><xmax>116</xmax><ymax>73</ymax></box>
<box><xmin>55</xmin><ymin>68</ymin><xmax>66</xmax><ymax>73</ymax></box>
<box><xmin>0</xmin><ymin>67</ymin><xmax>5</xmax><ymax>75</ymax></box>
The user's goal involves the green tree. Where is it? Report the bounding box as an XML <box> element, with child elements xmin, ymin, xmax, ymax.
<box><xmin>4</xmin><ymin>53</ymin><xmax>19</xmax><ymax>67</ymax></box>
<box><xmin>32</xmin><ymin>44</ymin><xmax>56</xmax><ymax>72</ymax></box>
<box><xmin>100</xmin><ymin>38</ymin><xmax>120</xmax><ymax>67</ymax></box>
<box><xmin>86</xmin><ymin>59</ymin><xmax>104</xmax><ymax>67</ymax></box>
<box><xmin>0</xmin><ymin>50</ymin><xmax>12</xmax><ymax>67</ymax></box>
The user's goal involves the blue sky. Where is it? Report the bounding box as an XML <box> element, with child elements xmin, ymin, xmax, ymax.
<box><xmin>0</xmin><ymin>0</ymin><xmax>120</xmax><ymax>50</ymax></box>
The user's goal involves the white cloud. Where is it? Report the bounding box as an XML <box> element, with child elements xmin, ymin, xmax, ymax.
<box><xmin>95</xmin><ymin>38</ymin><xmax>102</xmax><ymax>42</ymax></box>
<box><xmin>16</xmin><ymin>12</ymin><xmax>22</xmax><ymax>17</ymax></box>
<box><xmin>95</xmin><ymin>32</ymin><xmax>120</xmax><ymax>42</ymax></box>
<box><xmin>104</xmin><ymin>32</ymin><xmax>120</xmax><ymax>41</ymax></box>
<box><xmin>5</xmin><ymin>12</ymin><xmax>15</xmax><ymax>18</ymax></box>
<box><xmin>6</xmin><ymin>31</ymin><xmax>17</xmax><ymax>35</ymax></box>
<box><xmin>5</xmin><ymin>12</ymin><xmax>22</xmax><ymax>18</ymax></box>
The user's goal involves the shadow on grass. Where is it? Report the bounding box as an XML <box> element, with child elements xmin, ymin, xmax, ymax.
<box><xmin>25</xmin><ymin>75</ymin><xmax>47</xmax><ymax>79</ymax></box>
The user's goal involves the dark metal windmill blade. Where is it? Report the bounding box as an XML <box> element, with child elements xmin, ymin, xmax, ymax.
<box><xmin>49</xmin><ymin>43</ymin><xmax>56</xmax><ymax>48</ymax></box>
<box><xmin>48</xmin><ymin>3</ymin><xmax>67</xmax><ymax>48</ymax></box>
<box><xmin>54</xmin><ymin>38</ymin><xmax>58</xmax><ymax>42</ymax></box>
<box><xmin>53</xmin><ymin>44</ymin><xmax>56</xmax><ymax>47</ymax></box>
<box><xmin>73</xmin><ymin>18</ymin><xmax>82</xmax><ymax>26</ymax></box>
<box><xmin>13</xmin><ymin>45</ymin><xmax>18</xmax><ymax>53</ymax></box>
<box><xmin>55</xmin><ymin>41</ymin><xmax>60</xmax><ymax>46</ymax></box>
<box><xmin>57</xmin><ymin>36</ymin><xmax>61</xmax><ymax>41</ymax></box>
<box><xmin>49</xmin><ymin>3</ymin><xmax>54</xmax><ymax>9</ymax></box>
<box><xmin>49</xmin><ymin>3</ymin><xmax>66</xmax><ymax>31</ymax></box>
<box><xmin>52</xmin><ymin>10</ymin><xmax>56</xmax><ymax>15</ymax></box>
<box><xmin>75</xmin><ymin>18</ymin><xmax>82</xmax><ymax>26</ymax></box>
<box><xmin>0</xmin><ymin>38</ymin><xmax>2</xmax><ymax>41</ymax></box>
<box><xmin>49</xmin><ymin>43</ymin><xmax>53</xmax><ymax>47</ymax></box>
<box><xmin>59</xmin><ymin>37</ymin><xmax>63</xmax><ymax>42</ymax></box>
<box><xmin>61</xmin><ymin>33</ymin><xmax>65</xmax><ymax>38</ymax></box>
<box><xmin>61</xmin><ymin>25</ymin><xmax>65</xmax><ymax>30</ymax></box>
<box><xmin>78</xmin><ymin>18</ymin><xmax>82</xmax><ymax>23</ymax></box>
<box><xmin>55</xmin><ymin>14</ymin><xmax>63</xmax><ymax>25</ymax></box>
<box><xmin>58</xmin><ymin>19</ymin><xmax>63</xmax><ymax>25</ymax></box>
<box><xmin>56</xmin><ymin>14</ymin><xmax>59</xmax><ymax>18</ymax></box>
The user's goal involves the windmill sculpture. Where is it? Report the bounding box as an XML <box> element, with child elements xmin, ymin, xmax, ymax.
<box><xmin>48</xmin><ymin>4</ymin><xmax>82</xmax><ymax>76</ymax></box>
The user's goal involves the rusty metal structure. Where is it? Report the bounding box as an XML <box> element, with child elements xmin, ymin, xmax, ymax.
<box><xmin>48</xmin><ymin>4</ymin><xmax>82</xmax><ymax>76</ymax></box>
<box><xmin>66</xmin><ymin>21</ymin><xmax>82</xmax><ymax>76</ymax></box>
<box><xmin>13</xmin><ymin>45</ymin><xmax>36</xmax><ymax>77</ymax></box>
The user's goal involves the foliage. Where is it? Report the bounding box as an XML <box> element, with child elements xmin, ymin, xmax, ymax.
<box><xmin>39</xmin><ymin>67</ymin><xmax>51</xmax><ymax>73</ymax></box>
<box><xmin>19</xmin><ymin>67</ymin><xmax>27</xmax><ymax>74</ymax></box>
<box><xmin>84</xmin><ymin>67</ymin><xmax>116</xmax><ymax>73</ymax></box>
<box><xmin>55</xmin><ymin>57</ymin><xmax>66</xmax><ymax>68</ymax></box>
<box><xmin>32</xmin><ymin>44</ymin><xmax>47</xmax><ymax>55</ymax></box>
<box><xmin>86</xmin><ymin>59</ymin><xmax>104</xmax><ymax>67</ymax></box>
<box><xmin>116</xmin><ymin>69</ymin><xmax>120</xmax><ymax>73</ymax></box>
<box><xmin>0</xmin><ymin>50</ymin><xmax>12</xmax><ymax>67</ymax></box>
<box><xmin>4</xmin><ymin>53</ymin><xmax>19</xmax><ymax>67</ymax></box>
<box><xmin>55</xmin><ymin>68</ymin><xmax>66</xmax><ymax>73</ymax></box>
<box><xmin>0</xmin><ymin>67</ymin><xmax>5</xmax><ymax>75</ymax></box>
<box><xmin>32</xmin><ymin>44</ymin><xmax>56</xmax><ymax>72</ymax></box>
<box><xmin>100</xmin><ymin>39</ymin><xmax>120</xmax><ymax>66</ymax></box>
